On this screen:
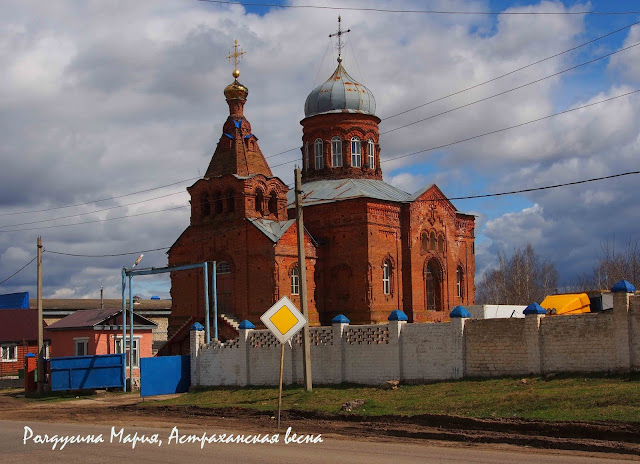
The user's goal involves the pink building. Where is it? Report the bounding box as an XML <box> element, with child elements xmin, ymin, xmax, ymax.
<box><xmin>45</xmin><ymin>308</ymin><xmax>156</xmax><ymax>377</ymax></box>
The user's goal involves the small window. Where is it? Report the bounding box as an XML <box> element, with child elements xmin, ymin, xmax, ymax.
<box><xmin>304</xmin><ymin>143</ymin><xmax>310</xmax><ymax>172</ymax></box>
<box><xmin>291</xmin><ymin>266</ymin><xmax>300</xmax><ymax>295</ymax></box>
<box><xmin>115</xmin><ymin>338</ymin><xmax>139</xmax><ymax>368</ymax></box>
<box><xmin>368</xmin><ymin>139</ymin><xmax>375</xmax><ymax>169</ymax></box>
<box><xmin>74</xmin><ymin>338</ymin><xmax>88</xmax><ymax>357</ymax></box>
<box><xmin>215</xmin><ymin>193</ymin><xmax>223</xmax><ymax>214</ymax></box>
<box><xmin>226</xmin><ymin>190</ymin><xmax>235</xmax><ymax>212</ymax></box>
<box><xmin>255</xmin><ymin>189</ymin><xmax>264</xmax><ymax>215</ymax></box>
<box><xmin>331</xmin><ymin>137</ymin><xmax>342</xmax><ymax>167</ymax></box>
<box><xmin>383</xmin><ymin>260</ymin><xmax>391</xmax><ymax>295</ymax></box>
<box><xmin>1</xmin><ymin>344</ymin><xmax>17</xmax><ymax>362</ymax></box>
<box><xmin>438</xmin><ymin>235</ymin><xmax>444</xmax><ymax>253</ymax></box>
<box><xmin>201</xmin><ymin>194</ymin><xmax>210</xmax><ymax>216</ymax></box>
<box><xmin>421</xmin><ymin>233</ymin><xmax>429</xmax><ymax>252</ymax></box>
<box><xmin>457</xmin><ymin>267</ymin><xmax>464</xmax><ymax>298</ymax></box>
<box><xmin>430</xmin><ymin>231</ymin><xmax>436</xmax><ymax>250</ymax></box>
<box><xmin>351</xmin><ymin>137</ymin><xmax>361</xmax><ymax>167</ymax></box>
<box><xmin>217</xmin><ymin>261</ymin><xmax>231</xmax><ymax>274</ymax></box>
<box><xmin>268</xmin><ymin>191</ymin><xmax>278</xmax><ymax>216</ymax></box>
<box><xmin>314</xmin><ymin>139</ymin><xmax>323</xmax><ymax>169</ymax></box>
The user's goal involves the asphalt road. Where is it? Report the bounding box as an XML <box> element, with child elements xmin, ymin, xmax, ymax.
<box><xmin>1</xmin><ymin>420</ymin><xmax>636</xmax><ymax>464</ymax></box>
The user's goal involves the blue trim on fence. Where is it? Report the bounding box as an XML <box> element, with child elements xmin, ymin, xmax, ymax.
<box><xmin>388</xmin><ymin>310</ymin><xmax>408</xmax><ymax>321</ymax></box>
<box><xmin>611</xmin><ymin>280</ymin><xmax>636</xmax><ymax>293</ymax></box>
<box><xmin>238</xmin><ymin>320</ymin><xmax>255</xmax><ymax>329</ymax></box>
<box><xmin>523</xmin><ymin>302</ymin><xmax>546</xmax><ymax>315</ymax></box>
<box><xmin>450</xmin><ymin>306</ymin><xmax>471</xmax><ymax>318</ymax></box>
<box><xmin>332</xmin><ymin>314</ymin><xmax>350</xmax><ymax>324</ymax></box>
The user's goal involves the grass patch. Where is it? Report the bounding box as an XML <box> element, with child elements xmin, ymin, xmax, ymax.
<box><xmin>152</xmin><ymin>374</ymin><xmax>640</xmax><ymax>422</ymax></box>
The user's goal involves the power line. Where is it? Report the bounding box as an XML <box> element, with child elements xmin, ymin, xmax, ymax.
<box><xmin>381</xmin><ymin>19</ymin><xmax>640</xmax><ymax>121</ymax></box>
<box><xmin>198</xmin><ymin>0</ymin><xmax>640</xmax><ymax>15</ymax></box>
<box><xmin>0</xmin><ymin>190</ymin><xmax>188</xmax><ymax>229</ymax></box>
<box><xmin>380</xmin><ymin>40</ymin><xmax>640</xmax><ymax>135</ymax></box>
<box><xmin>44</xmin><ymin>247</ymin><xmax>170</xmax><ymax>258</ymax></box>
<box><xmin>0</xmin><ymin>205</ymin><xmax>189</xmax><ymax>233</ymax></box>
<box><xmin>0</xmin><ymin>176</ymin><xmax>201</xmax><ymax>218</ymax></box>
<box><xmin>0</xmin><ymin>256</ymin><xmax>36</xmax><ymax>286</ymax></box>
<box><xmin>270</xmin><ymin>89</ymin><xmax>640</xmax><ymax>169</ymax></box>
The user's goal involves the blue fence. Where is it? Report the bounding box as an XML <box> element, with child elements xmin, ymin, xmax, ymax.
<box><xmin>50</xmin><ymin>354</ymin><xmax>125</xmax><ymax>391</ymax></box>
<box><xmin>140</xmin><ymin>355</ymin><xmax>190</xmax><ymax>397</ymax></box>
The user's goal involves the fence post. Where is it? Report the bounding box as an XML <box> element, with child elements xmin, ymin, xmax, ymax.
<box><xmin>189</xmin><ymin>322</ymin><xmax>204</xmax><ymax>388</ymax></box>
<box><xmin>611</xmin><ymin>280</ymin><xmax>635</xmax><ymax>372</ymax></box>
<box><xmin>331</xmin><ymin>315</ymin><xmax>350</xmax><ymax>384</ymax></box>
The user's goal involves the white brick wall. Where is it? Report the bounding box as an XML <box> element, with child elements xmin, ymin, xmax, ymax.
<box><xmin>191</xmin><ymin>292</ymin><xmax>639</xmax><ymax>386</ymax></box>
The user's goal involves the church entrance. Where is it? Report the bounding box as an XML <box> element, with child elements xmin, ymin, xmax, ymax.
<box><xmin>425</xmin><ymin>259</ymin><xmax>443</xmax><ymax>312</ymax></box>
<box><xmin>216</xmin><ymin>261</ymin><xmax>233</xmax><ymax>314</ymax></box>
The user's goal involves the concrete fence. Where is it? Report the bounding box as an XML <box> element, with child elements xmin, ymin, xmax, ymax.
<box><xmin>190</xmin><ymin>283</ymin><xmax>640</xmax><ymax>387</ymax></box>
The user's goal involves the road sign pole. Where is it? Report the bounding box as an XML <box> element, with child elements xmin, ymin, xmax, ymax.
<box><xmin>277</xmin><ymin>342</ymin><xmax>285</xmax><ymax>429</ymax></box>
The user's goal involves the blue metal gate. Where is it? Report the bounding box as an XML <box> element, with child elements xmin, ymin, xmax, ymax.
<box><xmin>50</xmin><ymin>354</ymin><xmax>125</xmax><ymax>391</ymax></box>
<box><xmin>140</xmin><ymin>355</ymin><xmax>190</xmax><ymax>397</ymax></box>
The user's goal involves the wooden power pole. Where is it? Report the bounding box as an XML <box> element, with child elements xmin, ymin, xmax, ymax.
<box><xmin>36</xmin><ymin>236</ymin><xmax>44</xmax><ymax>394</ymax></box>
<box><xmin>294</xmin><ymin>167</ymin><xmax>312</xmax><ymax>392</ymax></box>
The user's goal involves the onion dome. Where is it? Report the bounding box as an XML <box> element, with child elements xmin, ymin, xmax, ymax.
<box><xmin>304</xmin><ymin>62</ymin><xmax>376</xmax><ymax>117</ymax></box>
<box><xmin>224</xmin><ymin>69</ymin><xmax>248</xmax><ymax>101</ymax></box>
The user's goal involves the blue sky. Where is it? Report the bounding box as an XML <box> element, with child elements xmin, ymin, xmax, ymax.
<box><xmin>0</xmin><ymin>0</ymin><xmax>638</xmax><ymax>300</ymax></box>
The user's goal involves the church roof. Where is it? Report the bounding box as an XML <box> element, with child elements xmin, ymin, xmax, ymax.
<box><xmin>304</xmin><ymin>62</ymin><xmax>376</xmax><ymax>118</ymax></box>
<box><xmin>287</xmin><ymin>178</ymin><xmax>413</xmax><ymax>207</ymax></box>
<box><xmin>248</xmin><ymin>218</ymin><xmax>295</xmax><ymax>243</ymax></box>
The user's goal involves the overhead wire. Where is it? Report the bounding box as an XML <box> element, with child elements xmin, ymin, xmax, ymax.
<box><xmin>0</xmin><ymin>256</ymin><xmax>37</xmax><ymax>286</ymax></box>
<box><xmin>198</xmin><ymin>0</ymin><xmax>640</xmax><ymax>16</ymax></box>
<box><xmin>380</xmin><ymin>40</ymin><xmax>640</xmax><ymax>135</ymax></box>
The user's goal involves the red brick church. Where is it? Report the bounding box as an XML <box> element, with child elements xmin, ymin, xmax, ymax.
<box><xmin>167</xmin><ymin>40</ymin><xmax>475</xmax><ymax>340</ymax></box>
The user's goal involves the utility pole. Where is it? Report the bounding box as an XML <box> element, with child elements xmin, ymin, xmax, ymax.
<box><xmin>294</xmin><ymin>167</ymin><xmax>312</xmax><ymax>392</ymax></box>
<box><xmin>36</xmin><ymin>236</ymin><xmax>43</xmax><ymax>394</ymax></box>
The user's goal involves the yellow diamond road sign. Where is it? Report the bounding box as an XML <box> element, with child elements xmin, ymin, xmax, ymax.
<box><xmin>260</xmin><ymin>296</ymin><xmax>307</xmax><ymax>344</ymax></box>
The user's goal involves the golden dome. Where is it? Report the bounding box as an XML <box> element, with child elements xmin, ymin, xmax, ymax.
<box><xmin>224</xmin><ymin>79</ymin><xmax>248</xmax><ymax>100</ymax></box>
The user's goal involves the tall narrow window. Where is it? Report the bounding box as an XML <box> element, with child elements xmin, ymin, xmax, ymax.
<box><xmin>291</xmin><ymin>266</ymin><xmax>300</xmax><ymax>295</ymax></box>
<box><xmin>115</xmin><ymin>337</ymin><xmax>139</xmax><ymax>368</ymax></box>
<box><xmin>304</xmin><ymin>142</ymin><xmax>310</xmax><ymax>172</ymax></box>
<box><xmin>383</xmin><ymin>260</ymin><xmax>391</xmax><ymax>295</ymax></box>
<box><xmin>215</xmin><ymin>193</ymin><xmax>223</xmax><ymax>214</ymax></box>
<box><xmin>351</xmin><ymin>137</ymin><xmax>361</xmax><ymax>167</ymax></box>
<box><xmin>314</xmin><ymin>138</ymin><xmax>323</xmax><ymax>169</ymax></box>
<box><xmin>226</xmin><ymin>189</ymin><xmax>235</xmax><ymax>212</ymax></box>
<box><xmin>368</xmin><ymin>139</ymin><xmax>375</xmax><ymax>169</ymax></box>
<box><xmin>430</xmin><ymin>231</ymin><xmax>436</xmax><ymax>250</ymax></box>
<box><xmin>438</xmin><ymin>235</ymin><xmax>444</xmax><ymax>253</ymax></box>
<box><xmin>331</xmin><ymin>137</ymin><xmax>342</xmax><ymax>167</ymax></box>
<box><xmin>255</xmin><ymin>189</ymin><xmax>264</xmax><ymax>215</ymax></box>
<box><xmin>268</xmin><ymin>191</ymin><xmax>278</xmax><ymax>217</ymax></box>
<box><xmin>201</xmin><ymin>194</ymin><xmax>210</xmax><ymax>217</ymax></box>
<box><xmin>457</xmin><ymin>267</ymin><xmax>464</xmax><ymax>298</ymax></box>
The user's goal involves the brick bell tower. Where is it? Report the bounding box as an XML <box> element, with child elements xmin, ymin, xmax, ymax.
<box><xmin>300</xmin><ymin>16</ymin><xmax>382</xmax><ymax>182</ymax></box>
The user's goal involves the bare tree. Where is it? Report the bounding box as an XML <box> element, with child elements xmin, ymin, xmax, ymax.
<box><xmin>476</xmin><ymin>243</ymin><xmax>558</xmax><ymax>305</ymax></box>
<box><xmin>572</xmin><ymin>238</ymin><xmax>639</xmax><ymax>291</ymax></box>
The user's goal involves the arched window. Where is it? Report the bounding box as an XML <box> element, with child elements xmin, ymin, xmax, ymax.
<box><xmin>304</xmin><ymin>142</ymin><xmax>310</xmax><ymax>172</ymax></box>
<box><xmin>430</xmin><ymin>231</ymin><xmax>436</xmax><ymax>250</ymax></box>
<box><xmin>268</xmin><ymin>191</ymin><xmax>278</xmax><ymax>217</ymax></box>
<box><xmin>383</xmin><ymin>260</ymin><xmax>392</xmax><ymax>295</ymax></box>
<box><xmin>421</xmin><ymin>233</ymin><xmax>429</xmax><ymax>252</ymax></box>
<box><xmin>217</xmin><ymin>261</ymin><xmax>231</xmax><ymax>274</ymax></box>
<box><xmin>457</xmin><ymin>266</ymin><xmax>464</xmax><ymax>298</ymax></box>
<box><xmin>331</xmin><ymin>137</ymin><xmax>342</xmax><ymax>167</ymax></box>
<box><xmin>290</xmin><ymin>266</ymin><xmax>300</xmax><ymax>295</ymax></box>
<box><xmin>368</xmin><ymin>139</ymin><xmax>375</xmax><ymax>169</ymax></box>
<box><xmin>351</xmin><ymin>137</ymin><xmax>361</xmax><ymax>167</ymax></box>
<box><xmin>426</xmin><ymin>259</ymin><xmax>443</xmax><ymax>311</ymax></box>
<box><xmin>201</xmin><ymin>193</ymin><xmax>210</xmax><ymax>217</ymax></box>
<box><xmin>215</xmin><ymin>192</ymin><xmax>223</xmax><ymax>214</ymax></box>
<box><xmin>438</xmin><ymin>235</ymin><xmax>444</xmax><ymax>253</ymax></box>
<box><xmin>226</xmin><ymin>189</ymin><xmax>235</xmax><ymax>212</ymax></box>
<box><xmin>314</xmin><ymin>138</ymin><xmax>323</xmax><ymax>169</ymax></box>
<box><xmin>255</xmin><ymin>188</ymin><xmax>264</xmax><ymax>215</ymax></box>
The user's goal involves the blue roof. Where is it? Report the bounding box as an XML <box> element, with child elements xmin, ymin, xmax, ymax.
<box><xmin>238</xmin><ymin>320</ymin><xmax>255</xmax><ymax>330</ymax></box>
<box><xmin>450</xmin><ymin>306</ymin><xmax>471</xmax><ymax>318</ymax></box>
<box><xmin>332</xmin><ymin>314</ymin><xmax>350</xmax><ymax>324</ymax></box>
<box><xmin>388</xmin><ymin>310</ymin><xmax>408</xmax><ymax>321</ymax></box>
<box><xmin>0</xmin><ymin>291</ymin><xmax>29</xmax><ymax>309</ymax></box>
<box><xmin>611</xmin><ymin>280</ymin><xmax>636</xmax><ymax>293</ymax></box>
<box><xmin>523</xmin><ymin>303</ymin><xmax>546</xmax><ymax>315</ymax></box>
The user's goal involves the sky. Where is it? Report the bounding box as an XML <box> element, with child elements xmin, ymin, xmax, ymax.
<box><xmin>0</xmin><ymin>0</ymin><xmax>639</xmax><ymax>301</ymax></box>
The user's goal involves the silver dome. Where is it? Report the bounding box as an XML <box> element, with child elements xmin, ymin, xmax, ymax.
<box><xmin>304</xmin><ymin>62</ymin><xmax>376</xmax><ymax>118</ymax></box>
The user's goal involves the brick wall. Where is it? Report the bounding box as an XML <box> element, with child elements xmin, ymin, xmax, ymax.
<box><xmin>191</xmin><ymin>293</ymin><xmax>639</xmax><ymax>386</ymax></box>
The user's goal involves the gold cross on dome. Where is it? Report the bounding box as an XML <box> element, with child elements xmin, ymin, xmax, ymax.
<box><xmin>227</xmin><ymin>39</ymin><xmax>246</xmax><ymax>78</ymax></box>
